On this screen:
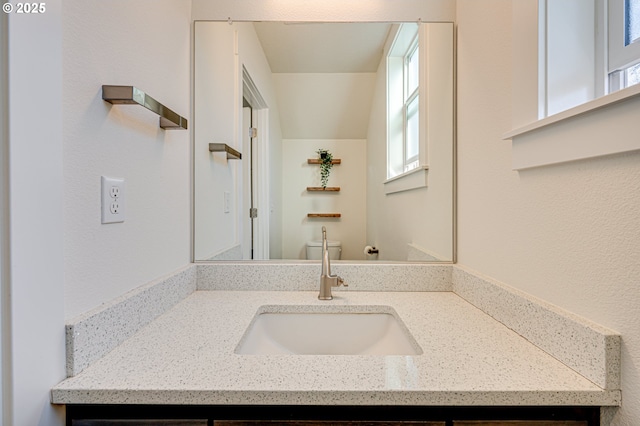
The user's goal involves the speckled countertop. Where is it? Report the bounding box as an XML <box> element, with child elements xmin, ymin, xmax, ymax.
<box><xmin>51</xmin><ymin>290</ymin><xmax>620</xmax><ymax>406</ymax></box>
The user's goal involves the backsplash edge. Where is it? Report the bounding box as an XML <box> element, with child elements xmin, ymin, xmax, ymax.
<box><xmin>452</xmin><ymin>265</ymin><xmax>621</xmax><ymax>390</ymax></box>
<box><xmin>196</xmin><ymin>262</ymin><xmax>453</xmax><ymax>292</ymax></box>
<box><xmin>66</xmin><ymin>264</ymin><xmax>197</xmax><ymax>377</ymax></box>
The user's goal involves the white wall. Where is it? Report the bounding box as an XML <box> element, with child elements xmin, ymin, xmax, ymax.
<box><xmin>273</xmin><ymin>73</ymin><xmax>377</xmax><ymax>140</ymax></box>
<box><xmin>62</xmin><ymin>0</ymin><xmax>192</xmax><ymax>320</ymax></box>
<box><xmin>194</xmin><ymin>22</ymin><xmax>241</xmax><ymax>259</ymax></box>
<box><xmin>274</xmin><ymin>72</ymin><xmax>373</xmax><ymax>259</ymax></box>
<box><xmin>457</xmin><ymin>1</ymin><xmax>640</xmax><ymax>425</ymax></box>
<box><xmin>7</xmin><ymin>0</ymin><xmax>193</xmax><ymax>421</ymax></box>
<box><xmin>366</xmin><ymin>23</ymin><xmax>454</xmax><ymax>261</ymax></box>
<box><xmin>194</xmin><ymin>21</ymin><xmax>283</xmax><ymax>260</ymax></box>
<box><xmin>281</xmin><ymin>139</ymin><xmax>367</xmax><ymax>259</ymax></box>
<box><xmin>7</xmin><ymin>2</ymin><xmax>66</xmax><ymax>425</ymax></box>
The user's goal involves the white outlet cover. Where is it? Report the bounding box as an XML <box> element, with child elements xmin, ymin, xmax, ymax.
<box><xmin>101</xmin><ymin>176</ymin><xmax>125</xmax><ymax>224</ymax></box>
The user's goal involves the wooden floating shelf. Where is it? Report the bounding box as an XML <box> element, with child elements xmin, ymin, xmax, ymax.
<box><xmin>307</xmin><ymin>213</ymin><xmax>341</xmax><ymax>218</ymax></box>
<box><xmin>307</xmin><ymin>159</ymin><xmax>341</xmax><ymax>165</ymax></box>
<box><xmin>307</xmin><ymin>187</ymin><xmax>340</xmax><ymax>192</ymax></box>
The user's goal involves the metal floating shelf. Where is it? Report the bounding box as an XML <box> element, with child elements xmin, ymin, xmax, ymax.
<box><xmin>307</xmin><ymin>213</ymin><xmax>341</xmax><ymax>218</ymax></box>
<box><xmin>209</xmin><ymin>143</ymin><xmax>242</xmax><ymax>160</ymax></box>
<box><xmin>102</xmin><ymin>85</ymin><xmax>188</xmax><ymax>130</ymax></box>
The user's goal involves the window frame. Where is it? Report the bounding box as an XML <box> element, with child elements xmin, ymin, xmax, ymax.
<box><xmin>504</xmin><ymin>0</ymin><xmax>640</xmax><ymax>170</ymax></box>
<box><xmin>403</xmin><ymin>38</ymin><xmax>420</xmax><ymax>172</ymax></box>
<box><xmin>386</xmin><ymin>23</ymin><xmax>420</xmax><ymax>180</ymax></box>
<box><xmin>609</xmin><ymin>0</ymin><xmax>640</xmax><ymax>91</ymax></box>
<box><xmin>609</xmin><ymin>0</ymin><xmax>640</xmax><ymax>72</ymax></box>
<box><xmin>537</xmin><ymin>0</ymin><xmax>640</xmax><ymax>119</ymax></box>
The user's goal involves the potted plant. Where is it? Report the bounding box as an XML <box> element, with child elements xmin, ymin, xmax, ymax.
<box><xmin>316</xmin><ymin>149</ymin><xmax>333</xmax><ymax>188</ymax></box>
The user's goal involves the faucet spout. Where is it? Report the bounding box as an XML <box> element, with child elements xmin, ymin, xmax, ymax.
<box><xmin>321</xmin><ymin>226</ymin><xmax>331</xmax><ymax>276</ymax></box>
<box><xmin>318</xmin><ymin>226</ymin><xmax>347</xmax><ymax>300</ymax></box>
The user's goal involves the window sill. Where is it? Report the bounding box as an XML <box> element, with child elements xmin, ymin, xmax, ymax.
<box><xmin>503</xmin><ymin>84</ymin><xmax>640</xmax><ymax>170</ymax></box>
<box><xmin>504</xmin><ymin>84</ymin><xmax>640</xmax><ymax>140</ymax></box>
<box><xmin>384</xmin><ymin>166</ymin><xmax>428</xmax><ymax>194</ymax></box>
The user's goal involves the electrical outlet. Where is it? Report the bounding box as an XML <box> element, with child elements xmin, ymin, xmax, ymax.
<box><xmin>101</xmin><ymin>176</ymin><xmax>125</xmax><ymax>224</ymax></box>
<box><xmin>110</xmin><ymin>200</ymin><xmax>121</xmax><ymax>214</ymax></box>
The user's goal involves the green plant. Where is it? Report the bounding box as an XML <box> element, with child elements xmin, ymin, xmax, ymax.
<box><xmin>316</xmin><ymin>149</ymin><xmax>333</xmax><ymax>188</ymax></box>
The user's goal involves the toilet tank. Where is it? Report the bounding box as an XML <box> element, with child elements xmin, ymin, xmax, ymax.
<box><xmin>306</xmin><ymin>240</ymin><xmax>342</xmax><ymax>260</ymax></box>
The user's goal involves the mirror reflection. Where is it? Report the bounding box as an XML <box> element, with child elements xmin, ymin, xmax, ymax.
<box><xmin>194</xmin><ymin>21</ymin><xmax>454</xmax><ymax>262</ymax></box>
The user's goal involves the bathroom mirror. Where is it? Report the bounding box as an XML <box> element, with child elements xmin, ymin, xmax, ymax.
<box><xmin>194</xmin><ymin>21</ymin><xmax>455</xmax><ymax>262</ymax></box>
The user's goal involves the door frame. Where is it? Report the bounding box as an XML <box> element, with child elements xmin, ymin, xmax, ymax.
<box><xmin>242</xmin><ymin>67</ymin><xmax>270</xmax><ymax>260</ymax></box>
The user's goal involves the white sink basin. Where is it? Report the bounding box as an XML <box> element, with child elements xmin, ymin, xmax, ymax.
<box><xmin>235</xmin><ymin>306</ymin><xmax>422</xmax><ymax>355</ymax></box>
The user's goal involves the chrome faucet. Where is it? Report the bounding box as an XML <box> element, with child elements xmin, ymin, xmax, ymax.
<box><xmin>318</xmin><ymin>226</ymin><xmax>347</xmax><ymax>300</ymax></box>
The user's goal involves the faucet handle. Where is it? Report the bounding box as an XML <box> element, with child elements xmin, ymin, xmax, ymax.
<box><xmin>338</xmin><ymin>277</ymin><xmax>347</xmax><ymax>287</ymax></box>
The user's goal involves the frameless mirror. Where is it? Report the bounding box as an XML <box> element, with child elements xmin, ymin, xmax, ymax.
<box><xmin>194</xmin><ymin>21</ymin><xmax>455</xmax><ymax>262</ymax></box>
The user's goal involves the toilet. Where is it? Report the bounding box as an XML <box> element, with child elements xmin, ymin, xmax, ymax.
<box><xmin>306</xmin><ymin>240</ymin><xmax>342</xmax><ymax>260</ymax></box>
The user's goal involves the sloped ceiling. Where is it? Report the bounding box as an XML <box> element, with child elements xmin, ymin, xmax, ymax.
<box><xmin>253</xmin><ymin>22</ymin><xmax>391</xmax><ymax>139</ymax></box>
<box><xmin>253</xmin><ymin>22</ymin><xmax>391</xmax><ymax>73</ymax></box>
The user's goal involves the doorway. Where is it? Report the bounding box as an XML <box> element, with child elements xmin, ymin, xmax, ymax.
<box><xmin>242</xmin><ymin>100</ymin><xmax>257</xmax><ymax>259</ymax></box>
<box><xmin>242</xmin><ymin>67</ymin><xmax>270</xmax><ymax>260</ymax></box>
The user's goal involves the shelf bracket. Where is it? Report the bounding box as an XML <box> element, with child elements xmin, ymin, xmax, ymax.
<box><xmin>102</xmin><ymin>85</ymin><xmax>188</xmax><ymax>130</ymax></box>
<box><xmin>209</xmin><ymin>143</ymin><xmax>242</xmax><ymax>160</ymax></box>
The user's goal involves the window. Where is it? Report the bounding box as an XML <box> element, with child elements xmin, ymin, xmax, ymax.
<box><xmin>507</xmin><ymin>1</ymin><xmax>640</xmax><ymax>170</ymax></box>
<box><xmin>387</xmin><ymin>23</ymin><xmax>420</xmax><ymax>179</ymax></box>
<box><xmin>404</xmin><ymin>43</ymin><xmax>420</xmax><ymax>172</ymax></box>
<box><xmin>539</xmin><ymin>0</ymin><xmax>598</xmax><ymax>117</ymax></box>
<box><xmin>538</xmin><ymin>0</ymin><xmax>640</xmax><ymax>119</ymax></box>
<box><xmin>609</xmin><ymin>0</ymin><xmax>640</xmax><ymax>91</ymax></box>
<box><xmin>626</xmin><ymin>0</ymin><xmax>640</xmax><ymax>44</ymax></box>
<box><xmin>627</xmin><ymin>61</ymin><xmax>640</xmax><ymax>85</ymax></box>
<box><xmin>383</xmin><ymin>22</ymin><xmax>452</xmax><ymax>193</ymax></box>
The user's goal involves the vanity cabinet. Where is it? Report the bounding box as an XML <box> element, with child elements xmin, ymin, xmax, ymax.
<box><xmin>214</xmin><ymin>422</ymin><xmax>444</xmax><ymax>425</ymax></box>
<box><xmin>71</xmin><ymin>422</ymin><xmax>588</xmax><ymax>426</ymax></box>
<box><xmin>452</xmin><ymin>422</ymin><xmax>588</xmax><ymax>425</ymax></box>
<box><xmin>65</xmin><ymin>405</ymin><xmax>600</xmax><ymax>426</ymax></box>
<box><xmin>72</xmin><ymin>422</ymin><xmax>207</xmax><ymax>426</ymax></box>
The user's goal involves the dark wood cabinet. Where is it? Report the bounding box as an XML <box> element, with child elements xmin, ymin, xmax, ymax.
<box><xmin>453</xmin><ymin>421</ymin><xmax>589</xmax><ymax>426</ymax></box>
<box><xmin>72</xmin><ymin>421</ymin><xmax>207</xmax><ymax>426</ymax></box>
<box><xmin>214</xmin><ymin>422</ymin><xmax>445</xmax><ymax>426</ymax></box>
<box><xmin>66</xmin><ymin>405</ymin><xmax>600</xmax><ymax>426</ymax></box>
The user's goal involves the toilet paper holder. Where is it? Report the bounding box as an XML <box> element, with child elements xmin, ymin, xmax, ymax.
<box><xmin>364</xmin><ymin>246</ymin><xmax>379</xmax><ymax>255</ymax></box>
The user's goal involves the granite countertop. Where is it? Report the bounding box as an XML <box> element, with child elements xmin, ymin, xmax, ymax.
<box><xmin>51</xmin><ymin>290</ymin><xmax>620</xmax><ymax>406</ymax></box>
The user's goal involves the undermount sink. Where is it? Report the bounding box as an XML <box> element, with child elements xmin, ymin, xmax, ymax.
<box><xmin>235</xmin><ymin>305</ymin><xmax>422</xmax><ymax>355</ymax></box>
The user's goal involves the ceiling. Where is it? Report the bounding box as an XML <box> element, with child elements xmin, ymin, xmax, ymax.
<box><xmin>252</xmin><ymin>22</ymin><xmax>392</xmax><ymax>73</ymax></box>
<box><xmin>250</xmin><ymin>22</ymin><xmax>393</xmax><ymax>139</ymax></box>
